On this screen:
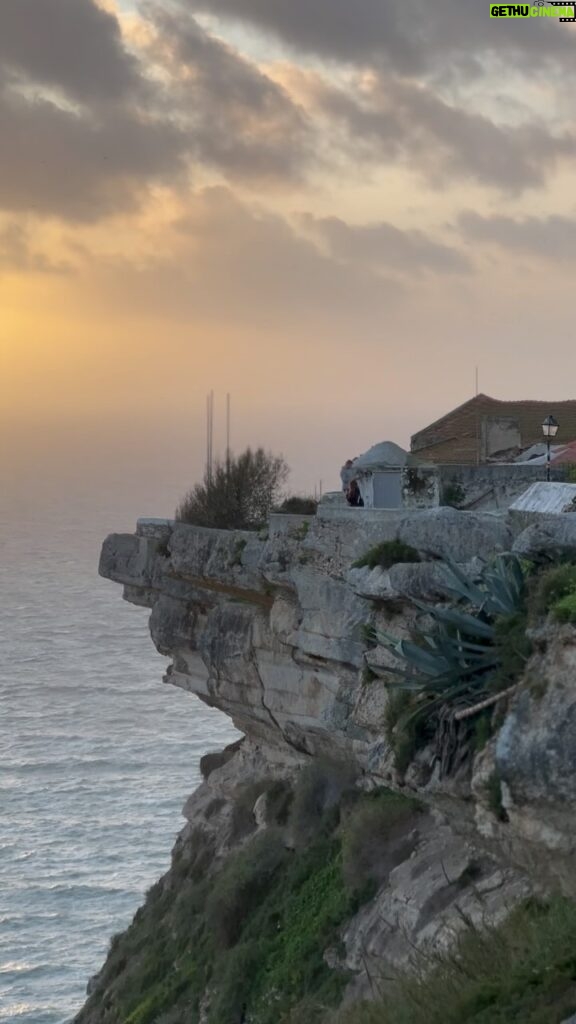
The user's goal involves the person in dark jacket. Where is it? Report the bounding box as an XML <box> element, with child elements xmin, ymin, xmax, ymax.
<box><xmin>346</xmin><ymin>480</ymin><xmax>364</xmax><ymax>507</ymax></box>
<box><xmin>340</xmin><ymin>458</ymin><xmax>355</xmax><ymax>492</ymax></box>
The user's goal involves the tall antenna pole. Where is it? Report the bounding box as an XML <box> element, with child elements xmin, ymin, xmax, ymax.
<box><xmin>206</xmin><ymin>392</ymin><xmax>210</xmax><ymax>482</ymax></box>
<box><xmin>210</xmin><ymin>390</ymin><xmax>214</xmax><ymax>482</ymax></box>
<box><xmin>475</xmin><ymin>366</ymin><xmax>479</xmax><ymax>397</ymax></box>
<box><xmin>206</xmin><ymin>390</ymin><xmax>215</xmax><ymax>483</ymax></box>
<box><xmin>226</xmin><ymin>393</ymin><xmax>231</xmax><ymax>473</ymax></box>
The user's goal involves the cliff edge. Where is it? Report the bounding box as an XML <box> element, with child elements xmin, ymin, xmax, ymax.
<box><xmin>75</xmin><ymin>505</ymin><xmax>576</xmax><ymax>1024</ymax></box>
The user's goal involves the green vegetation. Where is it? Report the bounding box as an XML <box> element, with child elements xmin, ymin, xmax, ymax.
<box><xmin>373</xmin><ymin>553</ymin><xmax>576</xmax><ymax>775</ymax></box>
<box><xmin>353</xmin><ymin>540</ymin><xmax>421</xmax><ymax>571</ymax></box>
<box><xmin>291</xmin><ymin>520</ymin><xmax>310</xmax><ymax>541</ymax></box>
<box><xmin>441</xmin><ymin>482</ymin><xmax>467</xmax><ymax>509</ymax></box>
<box><xmin>528</xmin><ymin>563</ymin><xmax>576</xmax><ymax>622</ymax></box>
<box><xmin>176</xmin><ymin>447</ymin><xmax>289</xmax><ymax>530</ymax></box>
<box><xmin>78</xmin><ymin>766</ymin><xmax>421</xmax><ymax>1024</ymax></box>
<box><xmin>374</xmin><ymin>555</ymin><xmax>532</xmax><ymax>773</ymax></box>
<box><xmin>485</xmin><ymin>771</ymin><xmax>508</xmax><ymax>823</ymax></box>
<box><xmin>337</xmin><ymin>896</ymin><xmax>576</xmax><ymax>1024</ymax></box>
<box><xmin>276</xmin><ymin>496</ymin><xmax>318</xmax><ymax>516</ymax></box>
<box><xmin>230</xmin><ymin>537</ymin><xmax>247</xmax><ymax>567</ymax></box>
<box><xmin>340</xmin><ymin>789</ymin><xmax>422</xmax><ymax>891</ymax></box>
<box><xmin>230</xmin><ymin>778</ymin><xmax>293</xmax><ymax>838</ymax></box>
<box><xmin>552</xmin><ymin>591</ymin><xmax>576</xmax><ymax>624</ymax></box>
<box><xmin>289</xmin><ymin>760</ymin><xmax>357</xmax><ymax>849</ymax></box>
<box><xmin>384</xmin><ymin>687</ymin><xmax>435</xmax><ymax>773</ymax></box>
<box><xmin>529</xmin><ymin>563</ymin><xmax>576</xmax><ymax>616</ymax></box>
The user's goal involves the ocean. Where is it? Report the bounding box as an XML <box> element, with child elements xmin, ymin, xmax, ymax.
<box><xmin>0</xmin><ymin>443</ymin><xmax>238</xmax><ymax>1023</ymax></box>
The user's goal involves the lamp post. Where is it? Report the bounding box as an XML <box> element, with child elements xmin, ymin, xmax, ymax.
<box><xmin>542</xmin><ymin>415</ymin><xmax>559</xmax><ymax>482</ymax></box>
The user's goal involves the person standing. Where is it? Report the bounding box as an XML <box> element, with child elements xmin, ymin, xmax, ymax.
<box><xmin>340</xmin><ymin>459</ymin><xmax>355</xmax><ymax>492</ymax></box>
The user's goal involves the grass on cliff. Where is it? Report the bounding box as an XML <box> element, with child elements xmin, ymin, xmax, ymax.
<box><xmin>352</xmin><ymin>540</ymin><xmax>421</xmax><ymax>571</ymax></box>
<box><xmin>76</xmin><ymin>766</ymin><xmax>421</xmax><ymax>1024</ymax></box>
<box><xmin>336</xmin><ymin>896</ymin><xmax>576</xmax><ymax>1024</ymax></box>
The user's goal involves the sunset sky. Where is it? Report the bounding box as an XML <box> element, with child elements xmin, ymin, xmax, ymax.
<box><xmin>2</xmin><ymin>0</ymin><xmax>576</xmax><ymax>500</ymax></box>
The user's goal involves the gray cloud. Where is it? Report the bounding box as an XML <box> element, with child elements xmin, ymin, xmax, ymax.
<box><xmin>302</xmin><ymin>213</ymin><xmax>470</xmax><ymax>274</ymax></box>
<box><xmin>1</xmin><ymin>0</ymin><xmax>572</xmax><ymax>225</ymax></box>
<box><xmin>189</xmin><ymin>0</ymin><xmax>576</xmax><ymax>75</ymax></box>
<box><xmin>0</xmin><ymin>86</ymin><xmax>189</xmax><ymax>220</ymax></box>
<box><xmin>0</xmin><ymin>1</ymin><xmax>310</xmax><ymax>221</ymax></box>
<box><xmin>459</xmin><ymin>211</ymin><xmax>576</xmax><ymax>261</ymax></box>
<box><xmin>0</xmin><ymin>0</ymin><xmax>141</xmax><ymax>103</ymax></box>
<box><xmin>144</xmin><ymin>5</ymin><xmax>311</xmax><ymax>181</ymax></box>
<box><xmin>313</xmin><ymin>76</ymin><xmax>576</xmax><ymax>192</ymax></box>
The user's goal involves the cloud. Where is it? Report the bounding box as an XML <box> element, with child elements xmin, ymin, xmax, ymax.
<box><xmin>0</xmin><ymin>222</ymin><xmax>71</xmax><ymax>274</ymax></box>
<box><xmin>1</xmin><ymin>0</ymin><xmax>572</xmax><ymax>227</ymax></box>
<box><xmin>302</xmin><ymin>213</ymin><xmax>470</xmax><ymax>274</ymax></box>
<box><xmin>310</xmin><ymin>74</ymin><xmax>576</xmax><ymax>192</ymax></box>
<box><xmin>458</xmin><ymin>211</ymin><xmax>576</xmax><ymax>262</ymax></box>
<box><xmin>0</xmin><ymin>0</ymin><xmax>141</xmax><ymax>103</ymax></box>
<box><xmin>84</xmin><ymin>186</ymin><xmax>400</xmax><ymax>328</ymax></box>
<box><xmin>0</xmin><ymin>86</ymin><xmax>189</xmax><ymax>221</ymax></box>
<box><xmin>0</xmin><ymin>0</ymin><xmax>311</xmax><ymax>221</ymax></box>
<box><xmin>189</xmin><ymin>0</ymin><xmax>576</xmax><ymax>75</ymax></box>
<box><xmin>143</xmin><ymin>4</ymin><xmax>311</xmax><ymax>181</ymax></box>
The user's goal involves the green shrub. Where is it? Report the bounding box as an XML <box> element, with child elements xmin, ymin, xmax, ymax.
<box><xmin>276</xmin><ymin>496</ymin><xmax>318</xmax><ymax>515</ymax></box>
<box><xmin>207</xmin><ymin>831</ymin><xmax>287</xmax><ymax>948</ymax></box>
<box><xmin>289</xmin><ymin>761</ymin><xmax>357</xmax><ymax>848</ymax></box>
<box><xmin>263</xmin><ymin>780</ymin><xmax>294</xmax><ymax>825</ymax></box>
<box><xmin>208</xmin><ymin>941</ymin><xmax>263</xmax><ymax>1023</ymax></box>
<box><xmin>247</xmin><ymin>840</ymin><xmax>352</xmax><ymax>1024</ymax></box>
<box><xmin>441</xmin><ymin>482</ymin><xmax>466</xmax><ymax>509</ymax></box>
<box><xmin>336</xmin><ymin>897</ymin><xmax>576</xmax><ymax>1024</ymax></box>
<box><xmin>384</xmin><ymin>688</ymin><xmax>435</xmax><ymax>773</ymax></box>
<box><xmin>529</xmin><ymin>563</ymin><xmax>576</xmax><ymax>618</ymax></box>
<box><xmin>341</xmin><ymin>790</ymin><xmax>421</xmax><ymax>890</ymax></box>
<box><xmin>176</xmin><ymin>447</ymin><xmax>289</xmax><ymax>530</ymax></box>
<box><xmin>485</xmin><ymin>771</ymin><xmax>508</xmax><ymax>823</ymax></box>
<box><xmin>353</xmin><ymin>541</ymin><xmax>421</xmax><ymax>571</ymax></box>
<box><xmin>231</xmin><ymin>779</ymin><xmax>293</xmax><ymax>837</ymax></box>
<box><xmin>490</xmin><ymin>613</ymin><xmax>533</xmax><ymax>692</ymax></box>
<box><xmin>553</xmin><ymin>591</ymin><xmax>576</xmax><ymax>624</ymax></box>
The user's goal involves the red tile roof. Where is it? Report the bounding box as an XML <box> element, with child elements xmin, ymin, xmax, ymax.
<box><xmin>411</xmin><ymin>394</ymin><xmax>576</xmax><ymax>465</ymax></box>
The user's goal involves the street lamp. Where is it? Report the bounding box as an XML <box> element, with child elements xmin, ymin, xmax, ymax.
<box><xmin>542</xmin><ymin>415</ymin><xmax>559</xmax><ymax>482</ymax></box>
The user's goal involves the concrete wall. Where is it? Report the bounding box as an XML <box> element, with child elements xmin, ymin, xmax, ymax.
<box><xmin>481</xmin><ymin>417</ymin><xmax>521</xmax><ymax>459</ymax></box>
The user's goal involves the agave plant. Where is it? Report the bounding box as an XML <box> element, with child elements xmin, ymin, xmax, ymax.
<box><xmin>374</xmin><ymin>554</ymin><xmax>528</xmax><ymax>718</ymax></box>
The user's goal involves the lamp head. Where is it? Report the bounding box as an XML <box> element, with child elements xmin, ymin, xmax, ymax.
<box><xmin>542</xmin><ymin>415</ymin><xmax>559</xmax><ymax>439</ymax></box>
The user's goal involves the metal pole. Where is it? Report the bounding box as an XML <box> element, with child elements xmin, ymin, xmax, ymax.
<box><xmin>547</xmin><ymin>438</ymin><xmax>551</xmax><ymax>482</ymax></box>
<box><xmin>226</xmin><ymin>393</ymin><xmax>231</xmax><ymax>473</ymax></box>
<box><xmin>206</xmin><ymin>393</ymin><xmax>210</xmax><ymax>482</ymax></box>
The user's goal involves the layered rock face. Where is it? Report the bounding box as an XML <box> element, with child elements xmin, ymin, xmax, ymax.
<box><xmin>101</xmin><ymin>508</ymin><xmax>515</xmax><ymax>771</ymax></box>
<box><xmin>90</xmin><ymin>505</ymin><xmax>576</xmax><ymax>1018</ymax></box>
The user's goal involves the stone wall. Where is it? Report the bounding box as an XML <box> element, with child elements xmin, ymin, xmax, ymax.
<box><xmin>402</xmin><ymin>462</ymin><xmax>568</xmax><ymax>511</ymax></box>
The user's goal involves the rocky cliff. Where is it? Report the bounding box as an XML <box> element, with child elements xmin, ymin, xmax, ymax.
<box><xmin>76</xmin><ymin>504</ymin><xmax>576</xmax><ymax>1023</ymax></box>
